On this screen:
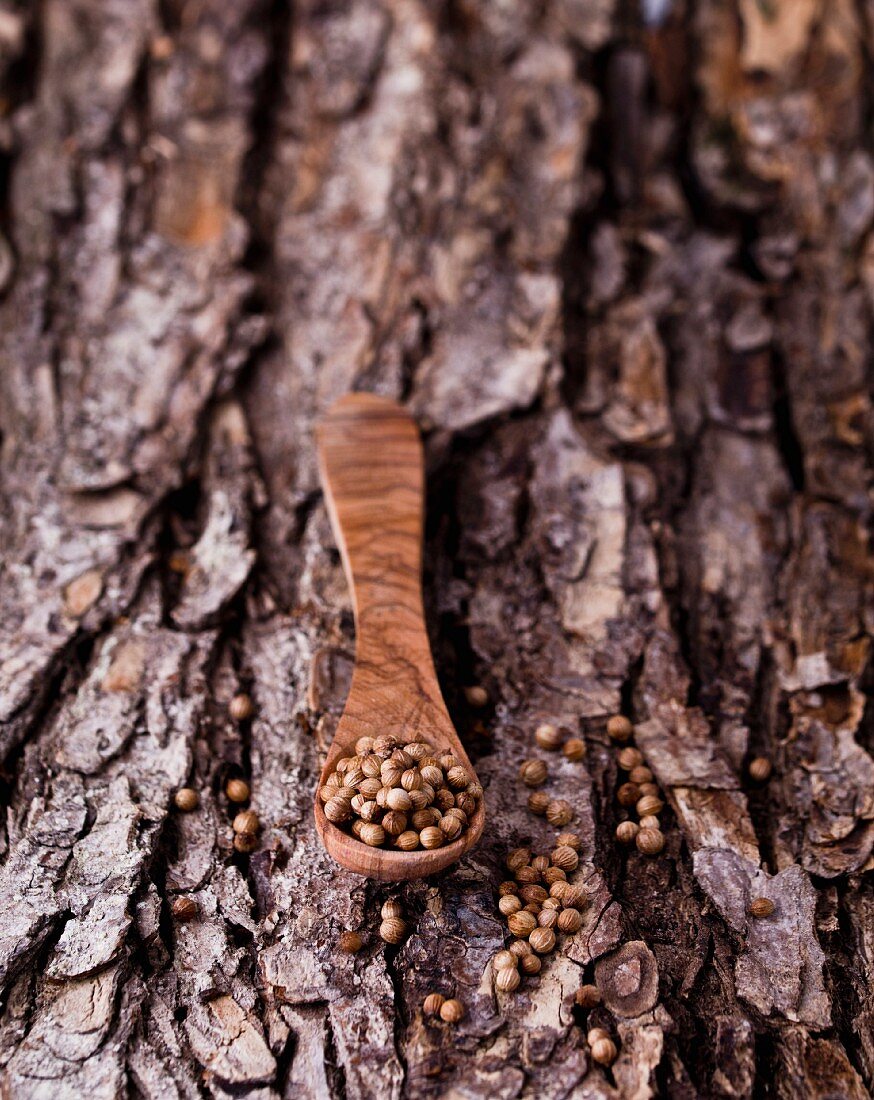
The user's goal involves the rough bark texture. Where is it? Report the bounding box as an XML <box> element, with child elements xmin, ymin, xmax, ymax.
<box><xmin>0</xmin><ymin>1</ymin><xmax>872</xmax><ymax>1097</ymax></box>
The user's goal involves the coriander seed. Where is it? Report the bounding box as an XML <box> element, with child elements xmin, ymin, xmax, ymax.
<box><xmin>616</xmin><ymin>782</ymin><xmax>640</xmax><ymax>807</ymax></box>
<box><xmin>506</xmin><ymin>848</ymin><xmax>531</xmax><ymax>872</ymax></box>
<box><xmin>493</xmin><ymin>950</ymin><xmax>518</xmax><ymax>971</ymax></box>
<box><xmin>419</xmin><ymin>826</ymin><xmax>444</xmax><ymax>849</ymax></box>
<box><xmin>639</xmin><ymin>815</ymin><xmax>659</xmax><ymax>830</ymax></box>
<box><xmin>528</xmin><ymin>791</ymin><xmax>550</xmax><ymax>815</ymax></box>
<box><xmin>423</xmin><ymin>993</ymin><xmax>445</xmax><ymax>1016</ymax></box>
<box><xmin>379</xmin><ymin>917</ymin><xmax>406</xmax><ymax>944</ymax></box>
<box><xmin>638</xmin><ymin>782</ymin><xmax>659</xmax><ymax>797</ymax></box>
<box><xmin>563</xmin><ymin>738</ymin><xmax>586</xmax><ymax>761</ymax></box>
<box><xmin>749</xmin><ymin>897</ymin><xmax>775</xmax><ymax>918</ymax></box>
<box><xmin>172</xmin><ymin>896</ymin><xmax>197</xmax><ymax>921</ymax></box>
<box><xmin>383</xmin><ymin>810</ymin><xmax>409</xmax><ymax>836</ymax></box>
<box><xmin>590</xmin><ymin>1037</ymin><xmax>618</xmax><ymax>1066</ymax></box>
<box><xmin>229</xmin><ymin>693</ymin><xmax>253</xmax><ymax>721</ymax></box>
<box><xmin>607</xmin><ymin>715</ymin><xmax>633</xmax><ymax>742</ymax></box>
<box><xmin>576</xmin><ymin>984</ymin><xmax>601</xmax><ymax>1008</ymax></box>
<box><xmin>439</xmin><ymin>999</ymin><xmax>464</xmax><ymax>1023</ymax></box>
<box><xmin>355</xmin><ymin>736</ymin><xmax>375</xmax><ymax>754</ymax></box>
<box><xmin>628</xmin><ymin>765</ymin><xmax>653</xmax><ymax>785</ymax></box>
<box><xmin>616</xmin><ymin>821</ymin><xmax>639</xmax><ymax>844</ymax></box>
<box><xmin>508</xmin><ymin>911</ymin><xmax>537</xmax><ymax>937</ymax></box>
<box><xmin>499</xmin><ymin>880</ymin><xmax>520</xmax><ymax>896</ymax></box>
<box><xmin>535</xmin><ymin>723</ymin><xmax>564</xmax><ymax>751</ymax></box>
<box><xmin>499</xmin><ymin>895</ymin><xmax>522</xmax><ymax>917</ymax></box>
<box><xmin>529</xmin><ymin>927</ymin><xmax>556</xmax><ymax>954</ymax></box>
<box><xmin>226</xmin><ymin>778</ymin><xmax>250</xmax><ymax>803</ymax></box>
<box><xmin>360</xmin><ymin>823</ymin><xmax>386</xmax><ymax>847</ymax></box>
<box><xmin>555</xmin><ymin>831</ymin><xmax>581</xmax><ymax>850</ymax></box>
<box><xmin>538</xmin><ymin>908</ymin><xmax>558</xmax><ymax>928</ymax></box>
<box><xmin>382</xmin><ymin>900</ymin><xmax>403</xmax><ymax>920</ymax></box>
<box><xmin>551</xmin><ymin>845</ymin><xmax>579</xmax><ymax>871</ymax></box>
<box><xmin>233</xmin><ymin>832</ymin><xmax>258</xmax><ymax>854</ymax></box>
<box><xmin>515</xmin><ymin>865</ymin><xmax>540</xmax><ymax>884</ymax></box>
<box><xmin>520</xmin><ymin>953</ymin><xmax>541</xmax><ymax>975</ymax></box>
<box><xmin>636</xmin><ymin>795</ymin><xmax>664</xmax><ymax>818</ymax></box>
<box><xmin>495</xmin><ymin>967</ymin><xmax>521</xmax><ymax>993</ymax></box>
<box><xmin>636</xmin><ymin>827</ymin><xmax>665</xmax><ymax>855</ymax></box>
<box><xmin>395</xmin><ymin>830</ymin><xmax>419</xmax><ymax>851</ymax></box>
<box><xmin>617</xmin><ymin>747</ymin><xmax>644</xmax><ymax>770</ymax></box>
<box><xmin>464</xmin><ymin>685</ymin><xmax>489</xmax><ymax>708</ymax></box>
<box><xmin>519</xmin><ymin>759</ymin><xmax>548</xmax><ymax>787</ymax></box>
<box><xmin>173</xmin><ymin>787</ymin><xmax>199</xmax><ymax>812</ymax></box>
<box><xmin>339</xmin><ymin>931</ymin><xmax>363</xmax><ymax>953</ymax></box>
<box><xmin>233</xmin><ymin>810</ymin><xmax>260</xmax><ymax>835</ymax></box>
<box><xmin>509</xmin><ymin>939</ymin><xmax>532</xmax><ymax>957</ymax></box>
<box><xmin>546</xmin><ymin>799</ymin><xmax>573</xmax><ymax>827</ymax></box>
<box><xmin>557</xmin><ymin>907</ymin><xmax>582</xmax><ymax>933</ymax></box>
<box><xmin>748</xmin><ymin>756</ymin><xmax>772</xmax><ymax>782</ymax></box>
<box><xmin>563</xmin><ymin>884</ymin><xmax>586</xmax><ymax>908</ymax></box>
<box><xmin>587</xmin><ymin>1028</ymin><xmax>610</xmax><ymax>1044</ymax></box>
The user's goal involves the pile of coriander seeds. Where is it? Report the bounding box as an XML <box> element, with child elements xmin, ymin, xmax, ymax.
<box><xmin>319</xmin><ymin>734</ymin><xmax>483</xmax><ymax>851</ymax></box>
<box><xmin>608</xmin><ymin>715</ymin><xmax>666</xmax><ymax>856</ymax></box>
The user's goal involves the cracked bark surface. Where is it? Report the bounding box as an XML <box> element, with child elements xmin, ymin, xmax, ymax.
<box><xmin>0</xmin><ymin>1</ymin><xmax>872</xmax><ymax>1097</ymax></box>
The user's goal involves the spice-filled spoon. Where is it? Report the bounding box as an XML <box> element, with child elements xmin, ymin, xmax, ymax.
<box><xmin>314</xmin><ymin>393</ymin><xmax>486</xmax><ymax>881</ymax></box>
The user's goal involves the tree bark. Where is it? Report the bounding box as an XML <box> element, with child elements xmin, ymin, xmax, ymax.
<box><xmin>0</xmin><ymin>1</ymin><xmax>872</xmax><ymax>1097</ymax></box>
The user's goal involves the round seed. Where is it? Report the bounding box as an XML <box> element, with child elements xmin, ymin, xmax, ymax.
<box><xmin>338</xmin><ymin>931</ymin><xmax>363</xmax><ymax>953</ymax></box>
<box><xmin>507</xmin><ymin>911</ymin><xmax>537</xmax><ymax>937</ymax></box>
<box><xmin>325</xmin><ymin>796</ymin><xmax>352</xmax><ymax>824</ymax></box>
<box><xmin>506</xmin><ymin>848</ymin><xmax>531</xmax><ymax>872</ymax></box>
<box><xmin>546</xmin><ymin>800</ymin><xmax>573</xmax><ymax>827</ymax></box>
<box><xmin>636</xmin><ymin>827</ymin><xmax>665</xmax><ymax>855</ymax></box>
<box><xmin>527</xmin><ymin>791</ymin><xmax>550</xmax><ymax>815</ymax></box>
<box><xmin>617</xmin><ymin>782</ymin><xmax>640</xmax><ymax>807</ymax></box>
<box><xmin>529</xmin><ymin>927</ymin><xmax>556</xmax><ymax>954</ymax></box>
<box><xmin>401</xmin><ymin>768</ymin><xmax>423</xmax><ymax>792</ymax></box>
<box><xmin>636</xmin><ymin>795</ymin><xmax>664</xmax><ymax>817</ymax></box>
<box><xmin>591</xmin><ymin>1037</ymin><xmax>618</xmax><ymax>1066</ymax></box>
<box><xmin>440</xmin><ymin>999</ymin><xmax>465</xmax><ymax>1023</ymax></box>
<box><xmin>419</xmin><ymin>826</ymin><xmax>444</xmax><ymax>849</ymax></box>
<box><xmin>173</xmin><ymin>787</ymin><xmax>199</xmax><ymax>812</ymax></box>
<box><xmin>563</xmin><ymin>884</ymin><xmax>586</xmax><ymax>908</ymax></box>
<box><xmin>464</xmin><ymin>685</ymin><xmax>489</xmax><ymax>708</ymax></box>
<box><xmin>628</xmin><ymin>765</ymin><xmax>653</xmax><ymax>785</ymax></box>
<box><xmin>229</xmin><ymin>694</ymin><xmax>253</xmax><ymax>721</ymax></box>
<box><xmin>576</xmin><ymin>984</ymin><xmax>601</xmax><ymax>1008</ymax></box>
<box><xmin>423</xmin><ymin>993</ymin><xmax>445</xmax><ymax>1016</ymax></box>
<box><xmin>233</xmin><ymin>810</ymin><xmax>260</xmax><ymax>835</ymax></box>
<box><xmin>749</xmin><ymin>897</ymin><xmax>775</xmax><ymax>918</ymax></box>
<box><xmin>499</xmin><ymin>895</ymin><xmax>522</xmax><ymax>916</ymax></box>
<box><xmin>395</xmin><ymin>830</ymin><xmax>419</xmax><ymax>851</ymax></box>
<box><xmin>551</xmin><ymin>845</ymin><xmax>579</xmax><ymax>871</ymax></box>
<box><xmin>557</xmin><ymin>907</ymin><xmax>583</xmax><ymax>933</ymax></box>
<box><xmin>515</xmin><ymin>866</ymin><xmax>541</xmax><ymax>885</ymax></box>
<box><xmin>748</xmin><ymin>756</ymin><xmax>773</xmax><ymax>782</ymax></box>
<box><xmin>520</xmin><ymin>884</ymin><xmax>548</xmax><ymax>905</ymax></box>
<box><xmin>538</xmin><ymin>908</ymin><xmax>558</xmax><ymax>928</ymax></box>
<box><xmin>383</xmin><ymin>811</ymin><xmax>408</xmax><ymax>836</ymax></box>
<box><xmin>355</xmin><ymin>736</ymin><xmax>375</xmax><ymax>754</ymax></box>
<box><xmin>509</xmin><ymin>939</ymin><xmax>532</xmax><ymax>957</ymax></box>
<box><xmin>386</xmin><ymin>788</ymin><xmax>412</xmax><ymax>812</ymax></box>
<box><xmin>563</xmin><ymin>738</ymin><xmax>586</xmax><ymax>761</ymax></box>
<box><xmin>225</xmin><ymin>778</ymin><xmax>250</xmax><ymax>803</ymax></box>
<box><xmin>638</xmin><ymin>782</ymin><xmax>660</xmax><ymax>797</ymax></box>
<box><xmin>360</xmin><ymin>823</ymin><xmax>386</xmax><ymax>847</ymax></box>
<box><xmin>519</xmin><ymin>759</ymin><xmax>548</xmax><ymax>787</ymax></box>
<box><xmin>495</xmin><ymin>967</ymin><xmax>521</xmax><ymax>992</ymax></box>
<box><xmin>379</xmin><ymin>918</ymin><xmax>406</xmax><ymax>944</ymax></box>
<box><xmin>520</xmin><ymin>952</ymin><xmax>542</xmax><ymax>975</ymax></box>
<box><xmin>555</xmin><ymin>831</ymin><xmax>581</xmax><ymax>850</ymax></box>
<box><xmin>617</xmin><ymin>747</ymin><xmax>644</xmax><ymax>770</ymax></box>
<box><xmin>172</xmin><ymin>896</ymin><xmax>197</xmax><ymax>922</ymax></box>
<box><xmin>543</xmin><ymin>866</ymin><xmax>567</xmax><ymax>885</ymax></box>
<box><xmin>535</xmin><ymin>723</ymin><xmax>564</xmax><ymax>751</ymax></box>
<box><xmin>498</xmin><ymin>880</ymin><xmax>520</xmax><ymax>896</ymax></box>
<box><xmin>639</xmin><ymin>815</ymin><xmax>660</xmax><ymax>830</ymax></box>
<box><xmin>382</xmin><ymin>901</ymin><xmax>404</xmax><ymax>920</ymax></box>
<box><xmin>607</xmin><ymin>715</ymin><xmax>633</xmax><ymax>742</ymax></box>
<box><xmin>493</xmin><ymin>950</ymin><xmax>518</xmax><ymax>971</ymax></box>
<box><xmin>616</xmin><ymin>821</ymin><xmax>639</xmax><ymax>844</ymax></box>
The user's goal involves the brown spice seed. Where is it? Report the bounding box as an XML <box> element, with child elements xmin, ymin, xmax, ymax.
<box><xmin>419</xmin><ymin>826</ymin><xmax>444</xmax><ymax>849</ymax></box>
<box><xmin>379</xmin><ymin>917</ymin><xmax>406</xmax><ymax>944</ymax></box>
<box><xmin>529</xmin><ymin>927</ymin><xmax>556</xmax><ymax>954</ymax></box>
<box><xmin>527</xmin><ymin>791</ymin><xmax>550</xmax><ymax>815</ymax></box>
<box><xmin>617</xmin><ymin>747</ymin><xmax>644</xmax><ymax>770</ymax></box>
<box><xmin>515</xmin><ymin>865</ymin><xmax>540</xmax><ymax>885</ymax></box>
<box><xmin>440</xmin><ymin>999</ymin><xmax>464</xmax><ymax>1023</ymax></box>
<box><xmin>360</xmin><ymin>823</ymin><xmax>386</xmax><ymax>847</ymax></box>
<box><xmin>495</xmin><ymin>967</ymin><xmax>521</xmax><ymax>992</ymax></box>
<box><xmin>464</xmin><ymin>685</ymin><xmax>489</xmax><ymax>708</ymax></box>
<box><xmin>520</xmin><ymin>953</ymin><xmax>542</xmax><ymax>975</ymax></box>
<box><xmin>381</xmin><ymin>900</ymin><xmax>403</xmax><ymax>920</ymax></box>
<box><xmin>506</xmin><ymin>848</ymin><xmax>531</xmax><ymax>872</ymax></box>
<box><xmin>546</xmin><ymin>799</ymin><xmax>573</xmax><ymax>826</ymax></box>
<box><xmin>507</xmin><ymin>911</ymin><xmax>537</xmax><ymax>937</ymax></box>
<box><xmin>749</xmin><ymin>897</ymin><xmax>775</xmax><ymax>918</ymax></box>
<box><xmin>639</xmin><ymin>815</ymin><xmax>660</xmax><ymax>830</ymax></box>
<box><xmin>748</xmin><ymin>756</ymin><xmax>773</xmax><ymax>783</ymax></box>
<box><xmin>383</xmin><ymin>811</ymin><xmax>408</xmax><ymax>836</ymax></box>
<box><xmin>395</xmin><ymin>830</ymin><xmax>419</xmax><ymax>851</ymax></box>
<box><xmin>423</xmin><ymin>993</ymin><xmax>445</xmax><ymax>1016</ymax></box>
<box><xmin>172</xmin><ymin>896</ymin><xmax>197</xmax><ymax>921</ymax></box>
<box><xmin>636</xmin><ymin>795</ymin><xmax>664</xmax><ymax>818</ymax></box>
<box><xmin>225</xmin><ymin>778</ymin><xmax>250</xmax><ymax>803</ymax></box>
<box><xmin>557</xmin><ymin>907</ymin><xmax>583</xmax><ymax>933</ymax></box>
<box><xmin>563</xmin><ymin>738</ymin><xmax>586</xmax><ymax>762</ymax></box>
<box><xmin>616</xmin><ymin>782</ymin><xmax>640</xmax><ymax>807</ymax></box>
<box><xmin>518</xmin><ymin>759</ymin><xmax>548</xmax><ymax>787</ymax></box>
<box><xmin>616</xmin><ymin>820</ymin><xmax>639</xmax><ymax>844</ymax></box>
<box><xmin>636</xmin><ymin>827</ymin><xmax>665</xmax><ymax>856</ymax></box>
<box><xmin>576</xmin><ymin>984</ymin><xmax>601</xmax><ymax>1008</ymax></box>
<box><xmin>173</xmin><ymin>787</ymin><xmax>198</xmax><ymax>812</ymax></box>
<box><xmin>563</xmin><ymin>884</ymin><xmax>586</xmax><ymax>908</ymax></box>
<box><xmin>233</xmin><ymin>810</ymin><xmax>260</xmax><ymax>835</ymax></box>
<box><xmin>591</xmin><ymin>1038</ymin><xmax>618</xmax><ymax>1066</ymax></box>
<box><xmin>551</xmin><ymin>845</ymin><xmax>579</xmax><ymax>871</ymax></box>
<box><xmin>509</xmin><ymin>939</ymin><xmax>532</xmax><ymax>957</ymax></box>
<box><xmin>498</xmin><ymin>880</ymin><xmax>519</xmax><ymax>896</ymax></box>
<box><xmin>628</xmin><ymin>765</ymin><xmax>653</xmax><ymax>785</ymax></box>
<box><xmin>229</xmin><ymin>693</ymin><xmax>253</xmax><ymax>721</ymax></box>
<box><xmin>535</xmin><ymin>723</ymin><xmax>564</xmax><ymax>751</ymax></box>
<box><xmin>338</xmin><ymin>931</ymin><xmax>363</xmax><ymax>953</ymax></box>
<box><xmin>555</xmin><ymin>831</ymin><xmax>581</xmax><ymax>850</ymax></box>
<box><xmin>493</xmin><ymin>950</ymin><xmax>518</xmax><ymax>971</ymax></box>
<box><xmin>607</xmin><ymin>715</ymin><xmax>633</xmax><ymax>742</ymax></box>
<box><xmin>499</xmin><ymin>895</ymin><xmax>522</xmax><ymax>916</ymax></box>
<box><xmin>538</xmin><ymin>908</ymin><xmax>558</xmax><ymax>928</ymax></box>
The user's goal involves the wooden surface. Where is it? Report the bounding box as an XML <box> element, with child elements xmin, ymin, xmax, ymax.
<box><xmin>315</xmin><ymin>394</ymin><xmax>484</xmax><ymax>880</ymax></box>
<box><xmin>0</xmin><ymin>2</ymin><xmax>872</xmax><ymax>1098</ymax></box>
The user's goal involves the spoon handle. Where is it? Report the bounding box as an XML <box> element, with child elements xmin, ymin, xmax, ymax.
<box><xmin>316</xmin><ymin>394</ymin><xmax>439</xmax><ymax>709</ymax></box>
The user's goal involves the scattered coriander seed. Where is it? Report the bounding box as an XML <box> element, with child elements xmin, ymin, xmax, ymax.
<box><xmin>339</xmin><ymin>931</ymin><xmax>363</xmax><ymax>953</ymax></box>
<box><xmin>508</xmin><ymin>911</ymin><xmax>537</xmax><ymax>937</ymax></box>
<box><xmin>493</xmin><ymin>950</ymin><xmax>518</xmax><ymax>971</ymax></box>
<box><xmin>563</xmin><ymin>738</ymin><xmax>586</xmax><ymax>762</ymax></box>
<box><xmin>506</xmin><ymin>848</ymin><xmax>531</xmax><ymax>872</ymax></box>
<box><xmin>616</xmin><ymin>782</ymin><xmax>640</xmax><ymax>807</ymax></box>
<box><xmin>527</xmin><ymin>791</ymin><xmax>550</xmax><ymax>815</ymax></box>
<box><xmin>639</xmin><ymin>815</ymin><xmax>660</xmax><ymax>830</ymax></box>
<box><xmin>519</xmin><ymin>759</ymin><xmax>548</xmax><ymax>787</ymax></box>
<box><xmin>555</xmin><ymin>831</ymin><xmax>581</xmax><ymax>850</ymax></box>
<box><xmin>563</xmin><ymin>884</ymin><xmax>586</xmax><ymax>909</ymax></box>
<box><xmin>535</xmin><ymin>723</ymin><xmax>564</xmax><ymax>751</ymax></box>
<box><xmin>381</xmin><ymin>900</ymin><xmax>404</xmax><ymax>920</ymax></box>
<box><xmin>509</xmin><ymin>939</ymin><xmax>532</xmax><ymax>957</ymax></box>
<box><xmin>464</xmin><ymin>685</ymin><xmax>489</xmax><ymax>708</ymax></box>
<box><xmin>546</xmin><ymin>799</ymin><xmax>573</xmax><ymax>826</ymax></box>
<box><xmin>226</xmin><ymin>778</ymin><xmax>250</xmax><ymax>803</ymax></box>
<box><xmin>233</xmin><ymin>832</ymin><xmax>258</xmax><ymax>854</ymax></box>
<box><xmin>749</xmin><ymin>897</ymin><xmax>775</xmax><ymax>918</ymax></box>
<box><xmin>638</xmin><ymin>782</ymin><xmax>660</xmax><ymax>798</ymax></box>
<box><xmin>590</xmin><ymin>1037</ymin><xmax>618</xmax><ymax>1066</ymax></box>
<box><xmin>495</xmin><ymin>966</ymin><xmax>521</xmax><ymax>993</ymax></box>
<box><xmin>616</xmin><ymin>821</ymin><xmax>640</xmax><ymax>844</ymax></box>
<box><xmin>636</xmin><ymin>795</ymin><xmax>664</xmax><ymax>818</ymax></box>
<box><xmin>229</xmin><ymin>693</ymin><xmax>253</xmax><ymax>721</ymax></box>
<box><xmin>587</xmin><ymin>1027</ymin><xmax>610</xmax><ymax>1044</ymax></box>
<box><xmin>557</xmin><ymin>907</ymin><xmax>583</xmax><ymax>934</ymax></box>
<box><xmin>172</xmin><ymin>896</ymin><xmax>197</xmax><ymax>921</ymax></box>
<box><xmin>423</xmin><ymin>993</ymin><xmax>445</xmax><ymax>1016</ymax></box>
<box><xmin>607</xmin><ymin>715</ymin><xmax>634</xmax><ymax>742</ymax></box>
<box><xmin>617</xmin><ymin>747</ymin><xmax>644</xmax><ymax>771</ymax></box>
<box><xmin>628</xmin><ymin>765</ymin><xmax>653</xmax><ymax>785</ymax></box>
<box><xmin>379</xmin><ymin>917</ymin><xmax>406</xmax><ymax>944</ymax></box>
<box><xmin>174</xmin><ymin>787</ymin><xmax>199</xmax><ymax>812</ymax></box>
<box><xmin>520</xmin><ymin>953</ymin><xmax>542</xmax><ymax>975</ymax></box>
<box><xmin>748</xmin><ymin>756</ymin><xmax>773</xmax><ymax>782</ymax></box>
<box><xmin>576</xmin><ymin>984</ymin><xmax>601</xmax><ymax>1008</ymax></box>
<box><xmin>440</xmin><ymin>999</ymin><xmax>465</xmax><ymax>1024</ymax></box>
<box><xmin>233</xmin><ymin>810</ymin><xmax>260</xmax><ymax>835</ymax></box>
<box><xmin>551</xmin><ymin>845</ymin><xmax>579</xmax><ymax>871</ymax></box>
<box><xmin>529</xmin><ymin>927</ymin><xmax>556</xmax><ymax>954</ymax></box>
<box><xmin>636</xmin><ymin>827</ymin><xmax>665</xmax><ymax>856</ymax></box>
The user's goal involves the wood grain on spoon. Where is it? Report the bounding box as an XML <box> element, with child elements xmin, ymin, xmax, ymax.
<box><xmin>314</xmin><ymin>393</ymin><xmax>485</xmax><ymax>880</ymax></box>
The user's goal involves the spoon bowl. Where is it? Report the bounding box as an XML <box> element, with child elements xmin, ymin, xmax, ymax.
<box><xmin>314</xmin><ymin>393</ymin><xmax>486</xmax><ymax>881</ymax></box>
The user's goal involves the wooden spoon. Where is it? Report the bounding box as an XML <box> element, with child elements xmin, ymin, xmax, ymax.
<box><xmin>314</xmin><ymin>393</ymin><xmax>486</xmax><ymax>881</ymax></box>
